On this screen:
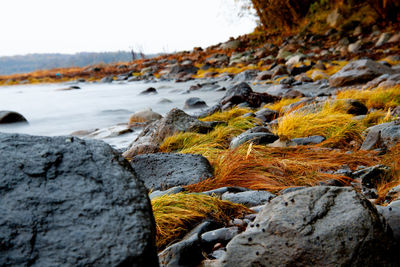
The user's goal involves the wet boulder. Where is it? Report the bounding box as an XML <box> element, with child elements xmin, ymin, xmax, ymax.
<box><xmin>329</xmin><ymin>59</ymin><xmax>395</xmax><ymax>87</ymax></box>
<box><xmin>140</xmin><ymin>87</ymin><xmax>158</xmax><ymax>95</ymax></box>
<box><xmin>130</xmin><ymin>153</ymin><xmax>213</xmax><ymax>191</ymax></box>
<box><xmin>376</xmin><ymin>202</ymin><xmax>400</xmax><ymax>243</ymax></box>
<box><xmin>123</xmin><ymin>108</ymin><xmax>215</xmax><ymax>157</ymax></box>
<box><xmin>129</xmin><ymin>108</ymin><xmax>162</xmax><ymax>124</ymax></box>
<box><xmin>220</xmin><ymin>82</ymin><xmax>280</xmax><ymax>109</ymax></box>
<box><xmin>221</xmin><ymin>190</ymin><xmax>276</xmax><ymax>207</ymax></box>
<box><xmin>361</xmin><ymin>121</ymin><xmax>400</xmax><ymax>151</ymax></box>
<box><xmin>0</xmin><ymin>110</ymin><xmax>28</xmax><ymax>124</ymax></box>
<box><xmin>230</xmin><ymin>126</ymin><xmax>278</xmax><ymax>149</ymax></box>
<box><xmin>0</xmin><ymin>133</ymin><xmax>158</xmax><ymax>267</ymax></box>
<box><xmin>254</xmin><ymin>108</ymin><xmax>278</xmax><ymax>123</ymax></box>
<box><xmin>220</xmin><ymin>186</ymin><xmax>398</xmax><ymax>266</ymax></box>
<box><xmin>184</xmin><ymin>97</ymin><xmax>208</xmax><ymax>109</ymax></box>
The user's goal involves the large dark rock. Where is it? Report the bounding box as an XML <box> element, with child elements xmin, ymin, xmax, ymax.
<box><xmin>130</xmin><ymin>153</ymin><xmax>213</xmax><ymax>191</ymax></box>
<box><xmin>220</xmin><ymin>82</ymin><xmax>280</xmax><ymax>108</ymax></box>
<box><xmin>329</xmin><ymin>59</ymin><xmax>395</xmax><ymax>87</ymax></box>
<box><xmin>0</xmin><ymin>111</ymin><xmax>28</xmax><ymax>124</ymax></box>
<box><xmin>361</xmin><ymin>121</ymin><xmax>400</xmax><ymax>151</ymax></box>
<box><xmin>123</xmin><ymin>108</ymin><xmax>215</xmax><ymax>158</ymax></box>
<box><xmin>220</xmin><ymin>186</ymin><xmax>398</xmax><ymax>267</ymax></box>
<box><xmin>0</xmin><ymin>133</ymin><xmax>159</xmax><ymax>267</ymax></box>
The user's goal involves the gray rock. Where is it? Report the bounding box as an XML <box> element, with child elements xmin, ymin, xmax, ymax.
<box><xmin>201</xmin><ymin>227</ymin><xmax>240</xmax><ymax>246</ymax></box>
<box><xmin>360</xmin><ymin>120</ymin><xmax>400</xmax><ymax>150</ymax></box>
<box><xmin>183</xmin><ymin>220</ymin><xmax>222</xmax><ymax>241</ymax></box>
<box><xmin>222</xmin><ymin>190</ymin><xmax>276</xmax><ymax>207</ymax></box>
<box><xmin>140</xmin><ymin>87</ymin><xmax>158</xmax><ymax>95</ymax></box>
<box><xmin>255</xmin><ymin>71</ymin><xmax>272</xmax><ymax>81</ymax></box>
<box><xmin>329</xmin><ymin>59</ymin><xmax>394</xmax><ymax>87</ymax></box>
<box><xmin>149</xmin><ymin>186</ymin><xmax>186</xmax><ymax>200</ymax></box>
<box><xmin>254</xmin><ymin>108</ymin><xmax>278</xmax><ymax>123</ymax></box>
<box><xmin>167</xmin><ymin>64</ymin><xmax>198</xmax><ymax>78</ymax></box>
<box><xmin>232</xmin><ymin>70</ymin><xmax>259</xmax><ymax>83</ymax></box>
<box><xmin>230</xmin><ymin>126</ymin><xmax>278</xmax><ymax>149</ymax></box>
<box><xmin>376</xmin><ymin>205</ymin><xmax>400</xmax><ymax>242</ymax></box>
<box><xmin>0</xmin><ymin>133</ymin><xmax>158</xmax><ymax>267</ymax></box>
<box><xmin>131</xmin><ymin>153</ymin><xmax>213</xmax><ymax>191</ymax></box>
<box><xmin>279</xmin><ymin>186</ymin><xmax>306</xmax><ymax>195</ymax></box>
<box><xmin>220</xmin><ymin>82</ymin><xmax>280</xmax><ymax>108</ymax></box>
<box><xmin>123</xmin><ymin>108</ymin><xmax>215</xmax><ymax>157</ymax></box>
<box><xmin>353</xmin><ymin>165</ymin><xmax>391</xmax><ymax>189</ymax></box>
<box><xmin>209</xmin><ymin>249</ymin><xmax>226</xmax><ymax>260</ymax></box>
<box><xmin>158</xmin><ymin>234</ymin><xmax>203</xmax><ymax>267</ymax></box>
<box><xmin>184</xmin><ymin>97</ymin><xmax>208</xmax><ymax>109</ymax></box>
<box><xmin>291</xmin><ymin>135</ymin><xmax>326</xmax><ymax>146</ymax></box>
<box><xmin>202</xmin><ymin>186</ymin><xmax>250</xmax><ymax>197</ymax></box>
<box><xmin>158</xmin><ymin>98</ymin><xmax>173</xmax><ymax>104</ymax></box>
<box><xmin>129</xmin><ymin>108</ymin><xmax>162</xmax><ymax>124</ymax></box>
<box><xmin>0</xmin><ymin>111</ymin><xmax>28</xmax><ymax>124</ymax></box>
<box><xmin>220</xmin><ymin>186</ymin><xmax>398</xmax><ymax>267</ymax></box>
<box><xmin>100</xmin><ymin>75</ymin><xmax>114</xmax><ymax>83</ymax></box>
<box><xmin>385</xmin><ymin>185</ymin><xmax>400</xmax><ymax>201</ymax></box>
<box><xmin>376</xmin><ymin>32</ymin><xmax>392</xmax><ymax>47</ymax></box>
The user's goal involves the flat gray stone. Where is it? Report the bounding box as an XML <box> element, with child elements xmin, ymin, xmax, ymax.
<box><xmin>131</xmin><ymin>153</ymin><xmax>213</xmax><ymax>190</ymax></box>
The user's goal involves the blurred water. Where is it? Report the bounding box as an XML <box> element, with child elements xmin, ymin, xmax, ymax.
<box><xmin>0</xmin><ymin>80</ymin><xmax>226</xmax><ymax>148</ymax></box>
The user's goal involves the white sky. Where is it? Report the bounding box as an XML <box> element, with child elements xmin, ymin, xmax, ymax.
<box><xmin>0</xmin><ymin>0</ymin><xmax>256</xmax><ymax>56</ymax></box>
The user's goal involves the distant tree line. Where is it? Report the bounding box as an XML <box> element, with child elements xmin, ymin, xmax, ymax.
<box><xmin>0</xmin><ymin>51</ymin><xmax>155</xmax><ymax>75</ymax></box>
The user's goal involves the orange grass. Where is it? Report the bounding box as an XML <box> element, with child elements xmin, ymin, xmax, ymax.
<box><xmin>185</xmin><ymin>145</ymin><xmax>380</xmax><ymax>193</ymax></box>
<box><xmin>376</xmin><ymin>144</ymin><xmax>400</xmax><ymax>204</ymax></box>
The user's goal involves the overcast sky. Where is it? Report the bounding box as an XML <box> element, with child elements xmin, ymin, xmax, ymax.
<box><xmin>0</xmin><ymin>0</ymin><xmax>256</xmax><ymax>56</ymax></box>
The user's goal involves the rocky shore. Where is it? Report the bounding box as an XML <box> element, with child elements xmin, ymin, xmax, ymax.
<box><xmin>1</xmin><ymin>13</ymin><xmax>400</xmax><ymax>267</ymax></box>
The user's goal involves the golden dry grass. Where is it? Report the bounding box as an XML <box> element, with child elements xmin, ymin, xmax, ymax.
<box><xmin>152</xmin><ymin>193</ymin><xmax>251</xmax><ymax>250</ymax></box>
<box><xmin>273</xmin><ymin>102</ymin><xmax>365</xmax><ymax>147</ymax></box>
<box><xmin>263</xmin><ymin>97</ymin><xmax>303</xmax><ymax>113</ymax></box>
<box><xmin>185</xmin><ymin>145</ymin><xmax>379</xmax><ymax>193</ymax></box>
<box><xmin>160</xmin><ymin>110</ymin><xmax>258</xmax><ymax>164</ymax></box>
<box><xmin>336</xmin><ymin>85</ymin><xmax>400</xmax><ymax>110</ymax></box>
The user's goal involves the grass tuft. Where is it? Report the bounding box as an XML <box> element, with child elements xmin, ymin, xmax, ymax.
<box><xmin>273</xmin><ymin>102</ymin><xmax>365</xmax><ymax>146</ymax></box>
<box><xmin>152</xmin><ymin>193</ymin><xmax>251</xmax><ymax>250</ymax></box>
<box><xmin>186</xmin><ymin>145</ymin><xmax>379</xmax><ymax>193</ymax></box>
<box><xmin>336</xmin><ymin>85</ymin><xmax>400</xmax><ymax>110</ymax></box>
<box><xmin>160</xmin><ymin>110</ymin><xmax>257</xmax><ymax>164</ymax></box>
<box><xmin>263</xmin><ymin>97</ymin><xmax>303</xmax><ymax>113</ymax></box>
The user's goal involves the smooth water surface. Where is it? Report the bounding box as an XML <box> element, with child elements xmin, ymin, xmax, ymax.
<box><xmin>0</xmin><ymin>80</ymin><xmax>226</xmax><ymax>148</ymax></box>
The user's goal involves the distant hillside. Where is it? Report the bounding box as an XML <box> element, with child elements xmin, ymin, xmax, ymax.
<box><xmin>0</xmin><ymin>51</ymin><xmax>154</xmax><ymax>75</ymax></box>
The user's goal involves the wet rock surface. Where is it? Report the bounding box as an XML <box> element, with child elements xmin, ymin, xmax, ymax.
<box><xmin>0</xmin><ymin>133</ymin><xmax>158</xmax><ymax>267</ymax></box>
<box><xmin>123</xmin><ymin>108</ymin><xmax>215</xmax><ymax>157</ymax></box>
<box><xmin>220</xmin><ymin>186</ymin><xmax>399</xmax><ymax>267</ymax></box>
<box><xmin>130</xmin><ymin>153</ymin><xmax>213</xmax><ymax>191</ymax></box>
<box><xmin>0</xmin><ymin>110</ymin><xmax>28</xmax><ymax>124</ymax></box>
<box><xmin>329</xmin><ymin>59</ymin><xmax>395</xmax><ymax>87</ymax></box>
<box><xmin>221</xmin><ymin>190</ymin><xmax>276</xmax><ymax>207</ymax></box>
<box><xmin>230</xmin><ymin>126</ymin><xmax>278</xmax><ymax>149</ymax></box>
<box><xmin>361</xmin><ymin>120</ymin><xmax>400</xmax><ymax>151</ymax></box>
